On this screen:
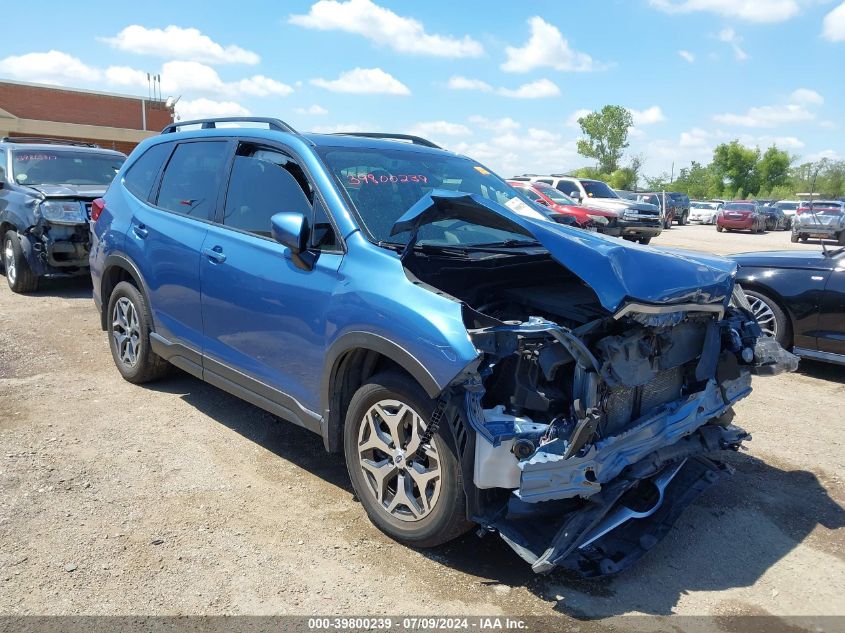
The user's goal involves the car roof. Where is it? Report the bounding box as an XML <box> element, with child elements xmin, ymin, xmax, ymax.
<box><xmin>143</xmin><ymin>126</ymin><xmax>457</xmax><ymax>158</ymax></box>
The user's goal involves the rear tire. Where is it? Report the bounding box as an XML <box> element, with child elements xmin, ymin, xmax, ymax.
<box><xmin>791</xmin><ymin>233</ymin><xmax>799</xmax><ymax>243</ymax></box>
<box><xmin>343</xmin><ymin>371</ymin><xmax>472</xmax><ymax>548</ymax></box>
<box><xmin>3</xmin><ymin>231</ymin><xmax>39</xmax><ymax>294</ymax></box>
<box><xmin>716</xmin><ymin>225</ymin><xmax>724</xmax><ymax>232</ymax></box>
<box><xmin>106</xmin><ymin>281</ymin><xmax>169</xmax><ymax>384</ymax></box>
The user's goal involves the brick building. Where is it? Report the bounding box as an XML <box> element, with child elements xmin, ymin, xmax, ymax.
<box><xmin>0</xmin><ymin>79</ymin><xmax>174</xmax><ymax>154</ymax></box>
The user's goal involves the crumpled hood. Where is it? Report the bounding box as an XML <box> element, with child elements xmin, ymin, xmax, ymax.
<box><xmin>392</xmin><ymin>190</ymin><xmax>736</xmax><ymax>314</ymax></box>
<box><xmin>27</xmin><ymin>184</ymin><xmax>108</xmax><ymax>199</ymax></box>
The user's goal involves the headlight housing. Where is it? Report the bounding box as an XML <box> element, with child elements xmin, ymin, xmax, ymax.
<box><xmin>38</xmin><ymin>200</ymin><xmax>86</xmax><ymax>225</ymax></box>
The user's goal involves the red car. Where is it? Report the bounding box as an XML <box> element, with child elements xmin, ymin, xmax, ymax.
<box><xmin>508</xmin><ymin>180</ymin><xmax>616</xmax><ymax>232</ymax></box>
<box><xmin>716</xmin><ymin>201</ymin><xmax>766</xmax><ymax>233</ymax></box>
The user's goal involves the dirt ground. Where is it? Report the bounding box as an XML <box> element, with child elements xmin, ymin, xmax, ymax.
<box><xmin>1</xmin><ymin>224</ymin><xmax>843</xmax><ymax>630</ymax></box>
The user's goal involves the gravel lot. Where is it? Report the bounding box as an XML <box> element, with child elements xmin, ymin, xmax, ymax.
<box><xmin>1</xmin><ymin>224</ymin><xmax>843</xmax><ymax>630</ymax></box>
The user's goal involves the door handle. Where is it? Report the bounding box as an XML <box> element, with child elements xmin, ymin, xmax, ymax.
<box><xmin>202</xmin><ymin>246</ymin><xmax>227</xmax><ymax>264</ymax></box>
<box><xmin>132</xmin><ymin>223</ymin><xmax>148</xmax><ymax>239</ymax></box>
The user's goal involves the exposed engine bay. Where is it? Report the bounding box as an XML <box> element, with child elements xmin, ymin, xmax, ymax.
<box><xmin>404</xmin><ymin>248</ymin><xmax>798</xmax><ymax>576</ymax></box>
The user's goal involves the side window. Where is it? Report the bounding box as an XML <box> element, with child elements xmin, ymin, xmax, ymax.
<box><xmin>222</xmin><ymin>145</ymin><xmax>314</xmax><ymax>239</ymax></box>
<box><xmin>520</xmin><ymin>188</ymin><xmax>542</xmax><ymax>202</ymax></box>
<box><xmin>124</xmin><ymin>142</ymin><xmax>172</xmax><ymax>202</ymax></box>
<box><xmin>556</xmin><ymin>180</ymin><xmax>577</xmax><ymax>196</ymax></box>
<box><xmin>0</xmin><ymin>149</ymin><xmax>6</xmax><ymax>183</ymax></box>
<box><xmin>311</xmin><ymin>198</ymin><xmax>339</xmax><ymax>250</ymax></box>
<box><xmin>156</xmin><ymin>141</ymin><xmax>229</xmax><ymax>219</ymax></box>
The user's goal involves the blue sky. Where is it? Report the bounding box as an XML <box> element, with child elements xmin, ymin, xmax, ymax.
<box><xmin>1</xmin><ymin>0</ymin><xmax>843</xmax><ymax>178</ymax></box>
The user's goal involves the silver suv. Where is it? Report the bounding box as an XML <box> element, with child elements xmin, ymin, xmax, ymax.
<box><xmin>512</xmin><ymin>175</ymin><xmax>662</xmax><ymax>244</ymax></box>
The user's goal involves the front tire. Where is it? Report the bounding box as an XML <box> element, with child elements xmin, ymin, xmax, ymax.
<box><xmin>343</xmin><ymin>371</ymin><xmax>471</xmax><ymax>548</ymax></box>
<box><xmin>106</xmin><ymin>281</ymin><xmax>169</xmax><ymax>383</ymax></box>
<box><xmin>744</xmin><ymin>289</ymin><xmax>791</xmax><ymax>347</ymax></box>
<box><xmin>791</xmin><ymin>233</ymin><xmax>799</xmax><ymax>243</ymax></box>
<box><xmin>3</xmin><ymin>231</ymin><xmax>39</xmax><ymax>294</ymax></box>
<box><xmin>638</xmin><ymin>237</ymin><xmax>652</xmax><ymax>245</ymax></box>
<box><xmin>716</xmin><ymin>225</ymin><xmax>724</xmax><ymax>232</ymax></box>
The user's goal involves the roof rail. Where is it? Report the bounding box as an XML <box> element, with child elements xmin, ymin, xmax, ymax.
<box><xmin>550</xmin><ymin>173</ymin><xmax>574</xmax><ymax>177</ymax></box>
<box><xmin>330</xmin><ymin>132</ymin><xmax>441</xmax><ymax>149</ymax></box>
<box><xmin>1</xmin><ymin>136</ymin><xmax>99</xmax><ymax>148</ymax></box>
<box><xmin>161</xmin><ymin>117</ymin><xmax>298</xmax><ymax>134</ymax></box>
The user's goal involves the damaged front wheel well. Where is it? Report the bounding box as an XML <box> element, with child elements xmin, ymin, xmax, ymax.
<box><xmin>323</xmin><ymin>348</ymin><xmax>421</xmax><ymax>453</ymax></box>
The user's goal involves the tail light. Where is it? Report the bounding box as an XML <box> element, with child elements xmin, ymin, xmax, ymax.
<box><xmin>91</xmin><ymin>198</ymin><xmax>106</xmax><ymax>222</ymax></box>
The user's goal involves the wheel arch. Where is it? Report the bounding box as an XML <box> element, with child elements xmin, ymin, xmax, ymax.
<box><xmin>320</xmin><ymin>333</ymin><xmax>446</xmax><ymax>453</ymax></box>
<box><xmin>99</xmin><ymin>255</ymin><xmax>151</xmax><ymax>331</ymax></box>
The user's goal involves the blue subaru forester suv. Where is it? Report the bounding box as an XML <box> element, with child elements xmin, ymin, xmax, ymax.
<box><xmin>90</xmin><ymin>117</ymin><xmax>797</xmax><ymax>576</ymax></box>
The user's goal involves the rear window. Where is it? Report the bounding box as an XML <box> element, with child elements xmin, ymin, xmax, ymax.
<box><xmin>724</xmin><ymin>203</ymin><xmax>756</xmax><ymax>212</ymax></box>
<box><xmin>124</xmin><ymin>142</ymin><xmax>172</xmax><ymax>202</ymax></box>
<box><xmin>155</xmin><ymin>141</ymin><xmax>230</xmax><ymax>219</ymax></box>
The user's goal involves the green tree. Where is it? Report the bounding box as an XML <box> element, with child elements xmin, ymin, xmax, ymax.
<box><xmin>674</xmin><ymin>161</ymin><xmax>721</xmax><ymax>199</ymax></box>
<box><xmin>758</xmin><ymin>146</ymin><xmax>791</xmax><ymax>192</ymax></box>
<box><xmin>576</xmin><ymin>105</ymin><xmax>634</xmax><ymax>174</ymax></box>
<box><xmin>711</xmin><ymin>140</ymin><xmax>761</xmax><ymax>196</ymax></box>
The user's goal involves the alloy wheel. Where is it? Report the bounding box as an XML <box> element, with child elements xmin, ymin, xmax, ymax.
<box><xmin>4</xmin><ymin>239</ymin><xmax>16</xmax><ymax>286</ymax></box>
<box><xmin>357</xmin><ymin>399</ymin><xmax>442</xmax><ymax>522</ymax></box>
<box><xmin>746</xmin><ymin>294</ymin><xmax>778</xmax><ymax>339</ymax></box>
<box><xmin>112</xmin><ymin>297</ymin><xmax>141</xmax><ymax>367</ymax></box>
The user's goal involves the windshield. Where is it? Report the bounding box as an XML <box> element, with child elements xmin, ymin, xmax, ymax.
<box><xmin>638</xmin><ymin>194</ymin><xmax>661</xmax><ymax>206</ymax></box>
<box><xmin>318</xmin><ymin>146</ymin><xmax>536</xmax><ymax>247</ymax></box>
<box><xmin>775</xmin><ymin>202</ymin><xmax>799</xmax><ymax>210</ymax></box>
<box><xmin>581</xmin><ymin>180</ymin><xmax>618</xmax><ymax>199</ymax></box>
<box><xmin>691</xmin><ymin>201</ymin><xmax>718</xmax><ymax>209</ymax></box>
<box><xmin>724</xmin><ymin>203</ymin><xmax>756</xmax><ymax>212</ymax></box>
<box><xmin>12</xmin><ymin>150</ymin><xmax>124</xmax><ymax>186</ymax></box>
<box><xmin>533</xmin><ymin>182</ymin><xmax>575</xmax><ymax>204</ymax></box>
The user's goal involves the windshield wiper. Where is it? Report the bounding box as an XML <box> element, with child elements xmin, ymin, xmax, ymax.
<box><xmin>460</xmin><ymin>238</ymin><xmax>542</xmax><ymax>250</ymax></box>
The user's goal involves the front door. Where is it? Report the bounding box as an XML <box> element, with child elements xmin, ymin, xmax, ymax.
<box><xmin>199</xmin><ymin>143</ymin><xmax>343</xmax><ymax>416</ymax></box>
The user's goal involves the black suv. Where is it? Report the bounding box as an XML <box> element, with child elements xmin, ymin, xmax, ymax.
<box><xmin>0</xmin><ymin>137</ymin><xmax>125</xmax><ymax>292</ymax></box>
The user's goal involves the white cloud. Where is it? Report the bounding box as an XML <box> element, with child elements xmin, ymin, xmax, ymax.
<box><xmin>649</xmin><ymin>0</ymin><xmax>803</xmax><ymax>23</ymax></box>
<box><xmin>679</xmin><ymin>50</ymin><xmax>695</xmax><ymax>63</ymax></box>
<box><xmin>295</xmin><ymin>105</ymin><xmax>329</xmax><ymax>115</ymax></box>
<box><xmin>804</xmin><ymin>149</ymin><xmax>841</xmax><ymax>162</ymax></box>
<box><xmin>104</xmin><ymin>65</ymin><xmax>147</xmax><ymax>87</ymax></box>
<box><xmin>102</xmin><ymin>60</ymin><xmax>293</xmax><ymax>98</ymax></box>
<box><xmin>447</xmin><ymin>76</ymin><xmax>493</xmax><ymax>92</ymax></box>
<box><xmin>823</xmin><ymin>2</ymin><xmax>845</xmax><ymax>40</ymax></box>
<box><xmin>468</xmin><ymin>116</ymin><xmax>521</xmax><ymax>134</ymax></box>
<box><xmin>176</xmin><ymin>98</ymin><xmax>250</xmax><ymax>120</ymax></box>
<box><xmin>289</xmin><ymin>0</ymin><xmax>483</xmax><ymax>57</ymax></box>
<box><xmin>497</xmin><ymin>78</ymin><xmax>560</xmax><ymax>99</ymax></box>
<box><xmin>311</xmin><ymin>67</ymin><xmax>410</xmax><ymax>95</ymax></box>
<box><xmin>408</xmin><ymin>121</ymin><xmax>471</xmax><ymax>138</ymax></box>
<box><xmin>714</xmin><ymin>104</ymin><xmax>814</xmax><ymax>127</ymax></box>
<box><xmin>790</xmin><ymin>88</ymin><xmax>824</xmax><ymax>105</ymax></box>
<box><xmin>629</xmin><ymin>106</ymin><xmax>666</xmax><ymax>126</ymax></box>
<box><xmin>566</xmin><ymin>108</ymin><xmax>592</xmax><ymax>128</ymax></box>
<box><xmin>0</xmin><ymin>50</ymin><xmax>100</xmax><ymax>84</ymax></box>
<box><xmin>102</xmin><ymin>25</ymin><xmax>259</xmax><ymax>65</ymax></box>
<box><xmin>719</xmin><ymin>28</ymin><xmax>748</xmax><ymax>60</ymax></box>
<box><xmin>679</xmin><ymin>127</ymin><xmax>712</xmax><ymax>148</ymax></box>
<box><xmin>501</xmin><ymin>16</ymin><xmax>605</xmax><ymax>73</ymax></box>
<box><xmin>310</xmin><ymin>123</ymin><xmax>371</xmax><ymax>134</ymax></box>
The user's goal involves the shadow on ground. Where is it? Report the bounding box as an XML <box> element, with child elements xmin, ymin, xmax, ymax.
<box><xmin>143</xmin><ymin>368</ymin><xmax>845</xmax><ymax>619</ymax></box>
<box><xmin>0</xmin><ymin>274</ymin><xmax>93</xmax><ymax>300</ymax></box>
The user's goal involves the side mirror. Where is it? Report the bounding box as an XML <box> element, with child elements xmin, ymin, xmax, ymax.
<box><xmin>535</xmin><ymin>199</ymin><xmax>549</xmax><ymax>206</ymax></box>
<box><xmin>271</xmin><ymin>211</ymin><xmax>314</xmax><ymax>271</ymax></box>
<box><xmin>569</xmin><ymin>191</ymin><xmax>581</xmax><ymax>202</ymax></box>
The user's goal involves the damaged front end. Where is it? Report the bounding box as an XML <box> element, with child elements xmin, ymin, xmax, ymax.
<box><xmin>395</xmin><ymin>191</ymin><xmax>799</xmax><ymax>577</ymax></box>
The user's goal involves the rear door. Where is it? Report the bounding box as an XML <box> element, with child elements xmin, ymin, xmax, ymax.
<box><xmin>199</xmin><ymin>140</ymin><xmax>344</xmax><ymax>418</ymax></box>
<box><xmin>126</xmin><ymin>139</ymin><xmax>233</xmax><ymax>353</ymax></box>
